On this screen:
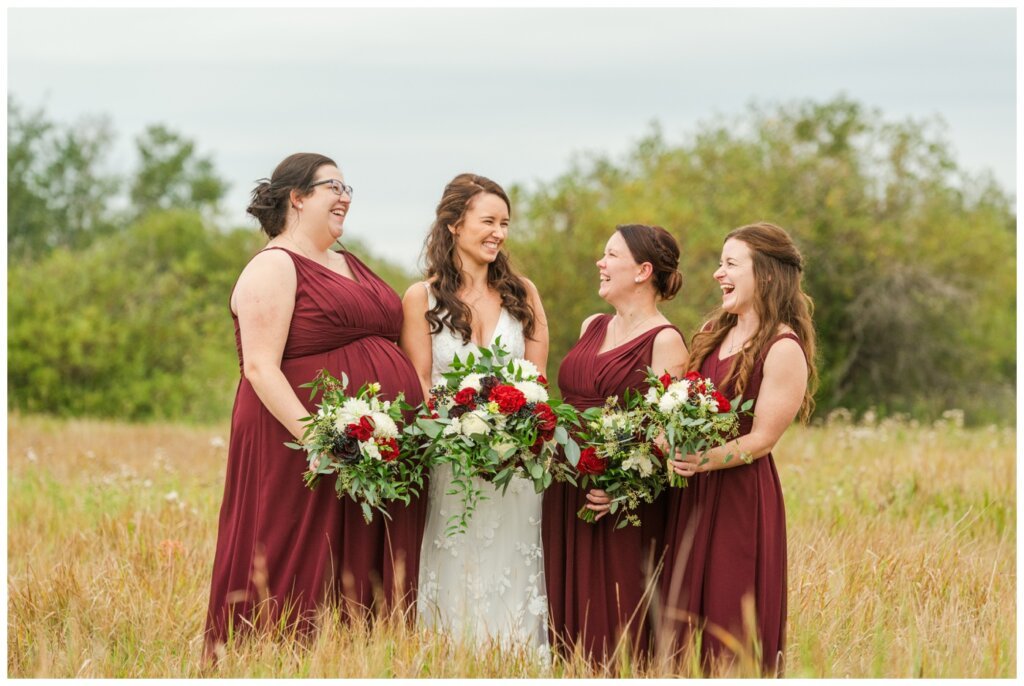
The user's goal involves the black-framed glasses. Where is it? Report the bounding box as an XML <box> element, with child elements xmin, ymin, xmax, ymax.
<box><xmin>310</xmin><ymin>179</ymin><xmax>354</xmax><ymax>198</ymax></box>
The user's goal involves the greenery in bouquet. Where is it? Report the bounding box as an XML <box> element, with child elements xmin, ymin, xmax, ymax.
<box><xmin>642</xmin><ymin>369</ymin><xmax>752</xmax><ymax>487</ymax></box>
<box><xmin>286</xmin><ymin>369</ymin><xmax>427</xmax><ymax>523</ymax></box>
<box><xmin>414</xmin><ymin>338</ymin><xmax>578</xmax><ymax>536</ymax></box>
<box><xmin>571</xmin><ymin>392</ymin><xmax>668</xmax><ymax>529</ymax></box>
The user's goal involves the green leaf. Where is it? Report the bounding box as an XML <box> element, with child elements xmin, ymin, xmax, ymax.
<box><xmin>553</xmin><ymin>425</ymin><xmax>569</xmax><ymax>444</ymax></box>
<box><xmin>416</xmin><ymin>418</ymin><xmax>445</xmax><ymax>439</ymax></box>
<box><xmin>528</xmin><ymin>460</ymin><xmax>544</xmax><ymax>480</ymax></box>
<box><xmin>565</xmin><ymin>438</ymin><xmax>581</xmax><ymax>467</ymax></box>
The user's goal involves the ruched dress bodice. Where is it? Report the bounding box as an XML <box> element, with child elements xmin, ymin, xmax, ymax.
<box><xmin>543</xmin><ymin>314</ymin><xmax>678</xmax><ymax>662</ymax></box>
<box><xmin>206</xmin><ymin>247</ymin><xmax>427</xmax><ymax>653</ymax></box>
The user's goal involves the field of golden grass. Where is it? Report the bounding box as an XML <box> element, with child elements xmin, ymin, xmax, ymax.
<box><xmin>7</xmin><ymin>411</ymin><xmax>1015</xmax><ymax>677</ymax></box>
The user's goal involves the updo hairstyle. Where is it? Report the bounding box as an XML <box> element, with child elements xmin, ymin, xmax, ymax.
<box><xmin>246</xmin><ymin>152</ymin><xmax>337</xmax><ymax>237</ymax></box>
<box><xmin>616</xmin><ymin>224</ymin><xmax>683</xmax><ymax>300</ymax></box>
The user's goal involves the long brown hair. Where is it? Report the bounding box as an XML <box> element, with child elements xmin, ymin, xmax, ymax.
<box><xmin>423</xmin><ymin>173</ymin><xmax>536</xmax><ymax>344</ymax></box>
<box><xmin>688</xmin><ymin>222</ymin><xmax>818</xmax><ymax>421</ymax></box>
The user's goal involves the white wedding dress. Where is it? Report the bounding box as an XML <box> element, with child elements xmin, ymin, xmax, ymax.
<box><xmin>416</xmin><ymin>287</ymin><xmax>549</xmax><ymax>652</ymax></box>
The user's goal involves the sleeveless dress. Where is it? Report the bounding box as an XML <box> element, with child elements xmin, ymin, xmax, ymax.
<box><xmin>416</xmin><ymin>285</ymin><xmax>549</xmax><ymax>652</ymax></box>
<box><xmin>659</xmin><ymin>332</ymin><xmax>803</xmax><ymax>674</ymax></box>
<box><xmin>542</xmin><ymin>314</ymin><xmax>677</xmax><ymax>662</ymax></box>
<box><xmin>205</xmin><ymin>247</ymin><xmax>427</xmax><ymax>652</ymax></box>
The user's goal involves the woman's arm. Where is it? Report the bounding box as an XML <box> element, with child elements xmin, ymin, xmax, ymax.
<box><xmin>233</xmin><ymin>250</ymin><xmax>310</xmax><ymax>441</ymax></box>
<box><xmin>522</xmin><ymin>278</ymin><xmax>550</xmax><ymax>376</ymax></box>
<box><xmin>399</xmin><ymin>282</ymin><xmax>434</xmax><ymax>400</ymax></box>
<box><xmin>670</xmin><ymin>337</ymin><xmax>808</xmax><ymax>476</ymax></box>
<box><xmin>650</xmin><ymin>326</ymin><xmax>689</xmax><ymax>379</ymax></box>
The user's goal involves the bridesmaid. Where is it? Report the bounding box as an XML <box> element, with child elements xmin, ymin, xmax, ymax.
<box><xmin>205</xmin><ymin>153</ymin><xmax>427</xmax><ymax>658</ymax></box>
<box><xmin>660</xmin><ymin>222</ymin><xmax>817</xmax><ymax>675</ymax></box>
<box><xmin>543</xmin><ymin>224</ymin><xmax>689</xmax><ymax>664</ymax></box>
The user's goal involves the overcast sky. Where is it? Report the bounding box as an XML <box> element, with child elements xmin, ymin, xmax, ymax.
<box><xmin>8</xmin><ymin>7</ymin><xmax>1016</xmax><ymax>271</ymax></box>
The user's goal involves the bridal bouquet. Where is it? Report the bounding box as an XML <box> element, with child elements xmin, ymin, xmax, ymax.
<box><xmin>570</xmin><ymin>393</ymin><xmax>668</xmax><ymax>529</ymax></box>
<box><xmin>287</xmin><ymin>369</ymin><xmax>427</xmax><ymax>523</ymax></box>
<box><xmin>642</xmin><ymin>369</ymin><xmax>751</xmax><ymax>487</ymax></box>
<box><xmin>415</xmin><ymin>338</ymin><xmax>578</xmax><ymax>535</ymax></box>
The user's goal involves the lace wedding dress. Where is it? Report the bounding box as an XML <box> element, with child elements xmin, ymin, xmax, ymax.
<box><xmin>416</xmin><ymin>286</ymin><xmax>549</xmax><ymax>652</ymax></box>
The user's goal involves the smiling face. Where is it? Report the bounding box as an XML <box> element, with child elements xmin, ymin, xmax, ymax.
<box><xmin>305</xmin><ymin>165</ymin><xmax>351</xmax><ymax>240</ymax></box>
<box><xmin>714</xmin><ymin>237</ymin><xmax>757</xmax><ymax>315</ymax></box>
<box><xmin>595</xmin><ymin>231</ymin><xmax>642</xmax><ymax>303</ymax></box>
<box><xmin>450</xmin><ymin>192</ymin><xmax>510</xmax><ymax>267</ymax></box>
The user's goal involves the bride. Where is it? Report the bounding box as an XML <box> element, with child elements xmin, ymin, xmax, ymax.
<box><xmin>400</xmin><ymin>173</ymin><xmax>550</xmax><ymax>650</ymax></box>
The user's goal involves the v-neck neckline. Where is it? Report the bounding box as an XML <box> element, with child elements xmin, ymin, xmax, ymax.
<box><xmin>272</xmin><ymin>246</ymin><xmax>363</xmax><ymax>286</ymax></box>
<box><xmin>472</xmin><ymin>307</ymin><xmax>507</xmax><ymax>350</ymax></box>
<box><xmin>594</xmin><ymin>315</ymin><xmax>667</xmax><ymax>356</ymax></box>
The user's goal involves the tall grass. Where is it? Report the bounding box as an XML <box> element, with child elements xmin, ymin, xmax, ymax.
<box><xmin>7</xmin><ymin>411</ymin><xmax>1015</xmax><ymax>677</ymax></box>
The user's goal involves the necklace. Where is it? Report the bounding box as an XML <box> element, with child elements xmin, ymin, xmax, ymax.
<box><xmin>725</xmin><ymin>329</ymin><xmax>751</xmax><ymax>354</ymax></box>
<box><xmin>281</xmin><ymin>234</ymin><xmax>328</xmax><ymax>265</ymax></box>
<box><xmin>611</xmin><ymin>312</ymin><xmax>659</xmax><ymax>347</ymax></box>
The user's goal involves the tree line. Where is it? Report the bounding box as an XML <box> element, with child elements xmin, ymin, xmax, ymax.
<box><xmin>7</xmin><ymin>96</ymin><xmax>1015</xmax><ymax>424</ymax></box>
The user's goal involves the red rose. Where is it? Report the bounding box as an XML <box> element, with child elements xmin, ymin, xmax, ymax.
<box><xmin>659</xmin><ymin>373</ymin><xmax>673</xmax><ymax>388</ymax></box>
<box><xmin>537</xmin><ymin>375</ymin><xmax>548</xmax><ymax>386</ymax></box>
<box><xmin>684</xmin><ymin>371</ymin><xmax>707</xmax><ymax>394</ymax></box>
<box><xmin>530</xmin><ymin>435</ymin><xmax>545</xmax><ymax>455</ymax></box>
<box><xmin>346</xmin><ymin>416</ymin><xmax>375</xmax><ymax>441</ymax></box>
<box><xmin>533</xmin><ymin>402</ymin><xmax>558</xmax><ymax>440</ymax></box>
<box><xmin>378</xmin><ymin>437</ymin><xmax>400</xmax><ymax>462</ymax></box>
<box><xmin>489</xmin><ymin>384</ymin><xmax>527</xmax><ymax>414</ymax></box>
<box><xmin>454</xmin><ymin>387</ymin><xmax>478</xmax><ymax>409</ymax></box>
<box><xmin>577</xmin><ymin>447</ymin><xmax>607</xmax><ymax>475</ymax></box>
<box><xmin>713</xmin><ymin>391</ymin><xmax>731</xmax><ymax>413</ymax></box>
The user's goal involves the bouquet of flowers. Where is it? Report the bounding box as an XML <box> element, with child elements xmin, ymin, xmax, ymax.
<box><xmin>642</xmin><ymin>369</ymin><xmax>751</xmax><ymax>487</ymax></box>
<box><xmin>415</xmin><ymin>338</ymin><xmax>578</xmax><ymax>535</ymax></box>
<box><xmin>569</xmin><ymin>392</ymin><xmax>668</xmax><ymax>529</ymax></box>
<box><xmin>287</xmin><ymin>369</ymin><xmax>427</xmax><ymax>523</ymax></box>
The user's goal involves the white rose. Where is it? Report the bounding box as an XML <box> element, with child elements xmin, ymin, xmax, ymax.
<box><xmin>371</xmin><ymin>412</ymin><xmax>399</xmax><ymax>439</ymax></box>
<box><xmin>443</xmin><ymin>417</ymin><xmax>462</xmax><ymax>436</ymax></box>
<box><xmin>666</xmin><ymin>379</ymin><xmax>690</xmax><ymax>397</ymax></box>
<box><xmin>622</xmin><ymin>452</ymin><xmax>654</xmax><ymax>477</ymax></box>
<box><xmin>510</xmin><ymin>358</ymin><xmax>539</xmax><ymax>380</ymax></box>
<box><xmin>514</xmin><ymin>381</ymin><xmax>548</xmax><ymax>404</ymax></box>
<box><xmin>336</xmin><ymin>398</ymin><xmax>372</xmax><ymax>426</ymax></box>
<box><xmin>658</xmin><ymin>391</ymin><xmax>684</xmax><ymax>414</ymax></box>
<box><xmin>459</xmin><ymin>373</ymin><xmax>485</xmax><ymax>391</ymax></box>
<box><xmin>460</xmin><ymin>411</ymin><xmax>492</xmax><ymax>437</ymax></box>
<box><xmin>363</xmin><ymin>440</ymin><xmax>382</xmax><ymax>461</ymax></box>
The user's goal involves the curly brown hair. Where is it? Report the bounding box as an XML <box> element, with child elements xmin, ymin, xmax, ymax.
<box><xmin>687</xmin><ymin>222</ymin><xmax>818</xmax><ymax>421</ymax></box>
<box><xmin>422</xmin><ymin>173</ymin><xmax>536</xmax><ymax>344</ymax></box>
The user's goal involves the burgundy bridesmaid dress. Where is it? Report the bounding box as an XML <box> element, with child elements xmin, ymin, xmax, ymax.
<box><xmin>660</xmin><ymin>332</ymin><xmax>804</xmax><ymax>674</ymax></box>
<box><xmin>204</xmin><ymin>247</ymin><xmax>427</xmax><ymax>652</ymax></box>
<box><xmin>542</xmin><ymin>314</ymin><xmax>677</xmax><ymax>663</ymax></box>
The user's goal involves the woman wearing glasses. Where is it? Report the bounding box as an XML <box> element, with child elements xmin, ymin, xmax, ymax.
<box><xmin>204</xmin><ymin>153</ymin><xmax>426</xmax><ymax>658</ymax></box>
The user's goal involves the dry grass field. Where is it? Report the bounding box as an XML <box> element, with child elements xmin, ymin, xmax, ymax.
<box><xmin>7</xmin><ymin>411</ymin><xmax>1015</xmax><ymax>677</ymax></box>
